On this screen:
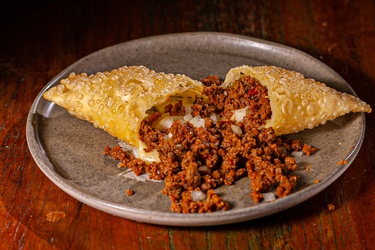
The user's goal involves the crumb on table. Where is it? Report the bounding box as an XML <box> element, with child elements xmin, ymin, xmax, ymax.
<box><xmin>327</xmin><ymin>204</ymin><xmax>335</xmax><ymax>211</ymax></box>
<box><xmin>126</xmin><ymin>189</ymin><xmax>134</xmax><ymax>196</ymax></box>
<box><xmin>336</xmin><ymin>159</ymin><xmax>348</xmax><ymax>165</ymax></box>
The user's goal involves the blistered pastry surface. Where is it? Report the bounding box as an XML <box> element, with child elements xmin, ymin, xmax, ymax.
<box><xmin>224</xmin><ymin>65</ymin><xmax>371</xmax><ymax>135</ymax></box>
<box><xmin>43</xmin><ymin>66</ymin><xmax>203</xmax><ymax>147</ymax></box>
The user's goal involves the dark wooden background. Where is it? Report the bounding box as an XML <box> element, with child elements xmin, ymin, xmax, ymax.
<box><xmin>1</xmin><ymin>0</ymin><xmax>374</xmax><ymax>249</ymax></box>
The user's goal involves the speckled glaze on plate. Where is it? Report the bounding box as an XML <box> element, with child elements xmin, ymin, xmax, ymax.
<box><xmin>26</xmin><ymin>32</ymin><xmax>366</xmax><ymax>226</ymax></box>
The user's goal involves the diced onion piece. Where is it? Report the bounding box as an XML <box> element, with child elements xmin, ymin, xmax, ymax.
<box><xmin>183</xmin><ymin>113</ymin><xmax>193</xmax><ymax>121</ymax></box>
<box><xmin>262</xmin><ymin>192</ymin><xmax>276</xmax><ymax>202</ymax></box>
<box><xmin>155</xmin><ymin>115</ymin><xmax>182</xmax><ymax>130</ymax></box>
<box><xmin>132</xmin><ymin>147</ymin><xmax>139</xmax><ymax>159</ymax></box>
<box><xmin>164</xmin><ymin>132</ymin><xmax>173</xmax><ymax>140</ymax></box>
<box><xmin>291</xmin><ymin>151</ymin><xmax>303</xmax><ymax>157</ymax></box>
<box><xmin>118</xmin><ymin>140</ymin><xmax>133</xmax><ymax>152</ymax></box>
<box><xmin>210</xmin><ymin>113</ymin><xmax>218</xmax><ymax>124</ymax></box>
<box><xmin>121</xmin><ymin>169</ymin><xmax>146</xmax><ymax>182</ymax></box>
<box><xmin>191</xmin><ymin>190</ymin><xmax>206</xmax><ymax>201</ymax></box>
<box><xmin>189</xmin><ymin>115</ymin><xmax>205</xmax><ymax>128</ymax></box>
<box><xmin>185</xmin><ymin>105</ymin><xmax>192</xmax><ymax>115</ymax></box>
<box><xmin>120</xmin><ymin>169</ymin><xmax>162</xmax><ymax>182</ymax></box>
<box><xmin>231</xmin><ymin>124</ymin><xmax>242</xmax><ymax>134</ymax></box>
<box><xmin>230</xmin><ymin>106</ymin><xmax>249</xmax><ymax>122</ymax></box>
<box><xmin>198</xmin><ymin>165</ymin><xmax>209</xmax><ymax>172</ymax></box>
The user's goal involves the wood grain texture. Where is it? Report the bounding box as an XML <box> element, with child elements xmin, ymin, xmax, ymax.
<box><xmin>1</xmin><ymin>0</ymin><xmax>374</xmax><ymax>249</ymax></box>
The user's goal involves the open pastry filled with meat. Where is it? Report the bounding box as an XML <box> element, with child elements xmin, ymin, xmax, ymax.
<box><xmin>43</xmin><ymin>65</ymin><xmax>371</xmax><ymax>213</ymax></box>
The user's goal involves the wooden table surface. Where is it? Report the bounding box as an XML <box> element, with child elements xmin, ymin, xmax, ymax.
<box><xmin>1</xmin><ymin>0</ymin><xmax>374</xmax><ymax>249</ymax></box>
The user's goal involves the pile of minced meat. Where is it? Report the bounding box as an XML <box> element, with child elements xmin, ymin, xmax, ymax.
<box><xmin>104</xmin><ymin>75</ymin><xmax>316</xmax><ymax>213</ymax></box>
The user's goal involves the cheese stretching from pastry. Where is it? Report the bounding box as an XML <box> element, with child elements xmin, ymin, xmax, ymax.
<box><xmin>223</xmin><ymin>66</ymin><xmax>371</xmax><ymax>135</ymax></box>
<box><xmin>43</xmin><ymin>65</ymin><xmax>371</xmax><ymax>157</ymax></box>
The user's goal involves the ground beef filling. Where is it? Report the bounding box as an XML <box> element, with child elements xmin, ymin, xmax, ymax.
<box><xmin>104</xmin><ymin>75</ymin><xmax>316</xmax><ymax>213</ymax></box>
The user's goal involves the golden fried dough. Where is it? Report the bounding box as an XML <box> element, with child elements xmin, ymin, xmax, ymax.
<box><xmin>223</xmin><ymin>65</ymin><xmax>371</xmax><ymax>135</ymax></box>
<box><xmin>43</xmin><ymin>66</ymin><xmax>203</xmax><ymax>148</ymax></box>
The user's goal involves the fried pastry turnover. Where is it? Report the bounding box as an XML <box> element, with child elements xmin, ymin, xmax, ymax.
<box><xmin>43</xmin><ymin>65</ymin><xmax>371</xmax><ymax>152</ymax></box>
<box><xmin>223</xmin><ymin>65</ymin><xmax>371</xmax><ymax>135</ymax></box>
<box><xmin>43</xmin><ymin>66</ymin><xmax>203</xmax><ymax>149</ymax></box>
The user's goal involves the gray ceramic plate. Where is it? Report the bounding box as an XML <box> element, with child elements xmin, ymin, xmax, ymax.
<box><xmin>26</xmin><ymin>32</ymin><xmax>365</xmax><ymax>226</ymax></box>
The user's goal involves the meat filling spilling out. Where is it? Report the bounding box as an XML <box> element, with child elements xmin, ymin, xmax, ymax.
<box><xmin>104</xmin><ymin>75</ymin><xmax>316</xmax><ymax>213</ymax></box>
